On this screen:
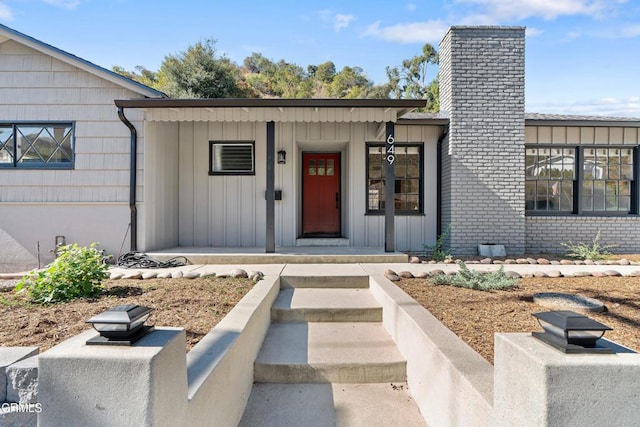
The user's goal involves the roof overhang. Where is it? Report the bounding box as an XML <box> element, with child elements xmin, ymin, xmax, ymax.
<box><xmin>114</xmin><ymin>98</ymin><xmax>426</xmax><ymax>123</ymax></box>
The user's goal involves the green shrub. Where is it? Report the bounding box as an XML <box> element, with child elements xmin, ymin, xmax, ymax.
<box><xmin>15</xmin><ymin>243</ymin><xmax>109</xmax><ymax>304</ymax></box>
<box><xmin>431</xmin><ymin>260</ymin><xmax>518</xmax><ymax>291</ymax></box>
<box><xmin>424</xmin><ymin>225</ymin><xmax>451</xmax><ymax>262</ymax></box>
<box><xmin>560</xmin><ymin>230</ymin><xmax>617</xmax><ymax>261</ymax></box>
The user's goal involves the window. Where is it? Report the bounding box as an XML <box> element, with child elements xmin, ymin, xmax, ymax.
<box><xmin>367</xmin><ymin>143</ymin><xmax>422</xmax><ymax>214</ymax></box>
<box><xmin>209</xmin><ymin>141</ymin><xmax>255</xmax><ymax>175</ymax></box>
<box><xmin>582</xmin><ymin>147</ymin><xmax>633</xmax><ymax>212</ymax></box>
<box><xmin>525</xmin><ymin>145</ymin><xmax>637</xmax><ymax>215</ymax></box>
<box><xmin>0</xmin><ymin>123</ymin><xmax>74</xmax><ymax>168</ymax></box>
<box><xmin>525</xmin><ymin>147</ymin><xmax>575</xmax><ymax>212</ymax></box>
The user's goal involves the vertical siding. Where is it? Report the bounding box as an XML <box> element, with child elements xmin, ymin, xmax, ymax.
<box><xmin>178</xmin><ymin>121</ymin><xmax>263</xmax><ymax>247</ymax></box>
<box><xmin>142</xmin><ymin>122</ymin><xmax>179</xmax><ymax>251</ymax></box>
<box><xmin>174</xmin><ymin>120</ymin><xmax>440</xmax><ymax>250</ymax></box>
<box><xmin>350</xmin><ymin>123</ymin><xmax>441</xmax><ymax>251</ymax></box>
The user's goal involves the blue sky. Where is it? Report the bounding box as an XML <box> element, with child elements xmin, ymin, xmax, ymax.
<box><xmin>1</xmin><ymin>0</ymin><xmax>640</xmax><ymax>116</ymax></box>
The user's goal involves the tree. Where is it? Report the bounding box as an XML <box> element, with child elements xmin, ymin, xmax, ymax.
<box><xmin>327</xmin><ymin>66</ymin><xmax>372</xmax><ymax>98</ymax></box>
<box><xmin>158</xmin><ymin>38</ymin><xmax>252</xmax><ymax>98</ymax></box>
<box><xmin>381</xmin><ymin>43</ymin><xmax>440</xmax><ymax>111</ymax></box>
<box><xmin>112</xmin><ymin>65</ymin><xmax>161</xmax><ymax>89</ymax></box>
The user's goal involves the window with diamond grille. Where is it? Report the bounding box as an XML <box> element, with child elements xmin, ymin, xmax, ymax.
<box><xmin>0</xmin><ymin>123</ymin><xmax>74</xmax><ymax>168</ymax></box>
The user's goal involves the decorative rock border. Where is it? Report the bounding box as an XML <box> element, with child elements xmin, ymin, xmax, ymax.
<box><xmin>108</xmin><ymin>268</ymin><xmax>264</xmax><ymax>283</ymax></box>
<box><xmin>422</xmin><ymin>257</ymin><xmax>639</xmax><ymax>266</ymax></box>
<box><xmin>385</xmin><ymin>268</ymin><xmax>640</xmax><ymax>280</ymax></box>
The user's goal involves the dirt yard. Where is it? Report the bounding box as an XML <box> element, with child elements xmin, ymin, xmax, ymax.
<box><xmin>397</xmin><ymin>275</ymin><xmax>640</xmax><ymax>362</ymax></box>
<box><xmin>1</xmin><ymin>270</ymin><xmax>639</xmax><ymax>364</ymax></box>
<box><xmin>0</xmin><ymin>277</ymin><xmax>254</xmax><ymax>351</ymax></box>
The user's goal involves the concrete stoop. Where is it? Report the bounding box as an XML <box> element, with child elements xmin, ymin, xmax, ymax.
<box><xmin>253</xmin><ymin>322</ymin><xmax>407</xmax><ymax>383</ymax></box>
<box><xmin>271</xmin><ymin>288</ymin><xmax>383</xmax><ymax>323</ymax></box>
<box><xmin>241</xmin><ymin>274</ymin><xmax>426</xmax><ymax>426</ymax></box>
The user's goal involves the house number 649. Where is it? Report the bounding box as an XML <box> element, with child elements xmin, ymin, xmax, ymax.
<box><xmin>386</xmin><ymin>134</ymin><xmax>395</xmax><ymax>165</ymax></box>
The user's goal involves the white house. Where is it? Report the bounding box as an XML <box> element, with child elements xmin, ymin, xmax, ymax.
<box><xmin>1</xmin><ymin>24</ymin><xmax>639</xmax><ymax>272</ymax></box>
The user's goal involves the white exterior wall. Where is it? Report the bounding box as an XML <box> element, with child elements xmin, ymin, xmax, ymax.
<box><xmin>169</xmin><ymin>119</ymin><xmax>440</xmax><ymax>252</ymax></box>
<box><xmin>0</xmin><ymin>40</ymin><xmax>145</xmax><ymax>270</ymax></box>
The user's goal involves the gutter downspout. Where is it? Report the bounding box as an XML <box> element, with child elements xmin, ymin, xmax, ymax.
<box><xmin>436</xmin><ymin>125</ymin><xmax>448</xmax><ymax>237</ymax></box>
<box><xmin>117</xmin><ymin>107</ymin><xmax>138</xmax><ymax>251</ymax></box>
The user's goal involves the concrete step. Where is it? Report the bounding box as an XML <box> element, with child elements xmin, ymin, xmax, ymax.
<box><xmin>239</xmin><ymin>382</ymin><xmax>426</xmax><ymax>426</ymax></box>
<box><xmin>280</xmin><ymin>275</ymin><xmax>369</xmax><ymax>289</ymax></box>
<box><xmin>271</xmin><ymin>288</ymin><xmax>382</xmax><ymax>322</ymax></box>
<box><xmin>254</xmin><ymin>322</ymin><xmax>406</xmax><ymax>383</ymax></box>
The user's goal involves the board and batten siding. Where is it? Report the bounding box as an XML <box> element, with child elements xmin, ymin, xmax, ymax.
<box><xmin>352</xmin><ymin>124</ymin><xmax>439</xmax><ymax>251</ymax></box>
<box><xmin>0</xmin><ymin>39</ymin><xmax>144</xmax><ymax>267</ymax></box>
<box><xmin>525</xmin><ymin>126</ymin><xmax>640</xmax><ymax>146</ymax></box>
<box><xmin>169</xmin><ymin>119</ymin><xmax>440</xmax><ymax>251</ymax></box>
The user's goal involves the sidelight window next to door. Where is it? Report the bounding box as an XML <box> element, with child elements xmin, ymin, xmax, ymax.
<box><xmin>302</xmin><ymin>152</ymin><xmax>341</xmax><ymax>236</ymax></box>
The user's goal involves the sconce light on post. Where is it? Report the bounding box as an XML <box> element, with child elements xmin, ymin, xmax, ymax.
<box><xmin>532</xmin><ymin>310</ymin><xmax>613</xmax><ymax>354</ymax></box>
<box><xmin>277</xmin><ymin>150</ymin><xmax>286</xmax><ymax>164</ymax></box>
<box><xmin>86</xmin><ymin>304</ymin><xmax>154</xmax><ymax>346</ymax></box>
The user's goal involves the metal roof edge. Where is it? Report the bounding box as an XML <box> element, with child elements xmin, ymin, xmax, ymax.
<box><xmin>0</xmin><ymin>23</ymin><xmax>166</xmax><ymax>99</ymax></box>
<box><xmin>114</xmin><ymin>98</ymin><xmax>426</xmax><ymax>109</ymax></box>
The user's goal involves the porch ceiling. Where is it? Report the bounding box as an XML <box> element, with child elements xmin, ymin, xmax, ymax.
<box><xmin>114</xmin><ymin>98</ymin><xmax>425</xmax><ymax>123</ymax></box>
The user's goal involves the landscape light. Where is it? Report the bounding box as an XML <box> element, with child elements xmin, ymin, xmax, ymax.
<box><xmin>532</xmin><ymin>310</ymin><xmax>612</xmax><ymax>354</ymax></box>
<box><xmin>86</xmin><ymin>304</ymin><xmax>154</xmax><ymax>346</ymax></box>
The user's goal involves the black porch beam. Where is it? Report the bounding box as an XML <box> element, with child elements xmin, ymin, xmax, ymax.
<box><xmin>385</xmin><ymin>121</ymin><xmax>395</xmax><ymax>252</ymax></box>
<box><xmin>266</xmin><ymin>121</ymin><xmax>276</xmax><ymax>253</ymax></box>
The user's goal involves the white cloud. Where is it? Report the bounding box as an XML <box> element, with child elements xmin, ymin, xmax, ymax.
<box><xmin>0</xmin><ymin>1</ymin><xmax>13</xmax><ymax>21</ymax></box>
<box><xmin>41</xmin><ymin>0</ymin><xmax>84</xmax><ymax>9</ymax></box>
<box><xmin>455</xmin><ymin>0</ymin><xmax>620</xmax><ymax>22</ymax></box>
<box><xmin>525</xmin><ymin>27</ymin><xmax>544</xmax><ymax>37</ymax></box>
<box><xmin>361</xmin><ymin>19</ymin><xmax>449</xmax><ymax>44</ymax></box>
<box><xmin>334</xmin><ymin>14</ymin><xmax>354</xmax><ymax>32</ymax></box>
<box><xmin>620</xmin><ymin>25</ymin><xmax>640</xmax><ymax>38</ymax></box>
<box><xmin>528</xmin><ymin>96</ymin><xmax>640</xmax><ymax>118</ymax></box>
<box><xmin>406</xmin><ymin>3</ymin><xmax>417</xmax><ymax>12</ymax></box>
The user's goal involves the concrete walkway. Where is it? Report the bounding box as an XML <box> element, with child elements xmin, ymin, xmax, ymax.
<box><xmin>239</xmin><ymin>264</ymin><xmax>427</xmax><ymax>426</ymax></box>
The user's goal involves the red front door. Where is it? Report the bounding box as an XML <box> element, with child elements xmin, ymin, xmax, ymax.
<box><xmin>302</xmin><ymin>153</ymin><xmax>341</xmax><ymax>235</ymax></box>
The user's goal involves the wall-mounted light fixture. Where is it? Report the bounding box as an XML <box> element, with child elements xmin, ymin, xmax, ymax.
<box><xmin>277</xmin><ymin>150</ymin><xmax>286</xmax><ymax>164</ymax></box>
<box><xmin>86</xmin><ymin>304</ymin><xmax>154</xmax><ymax>346</ymax></box>
<box><xmin>532</xmin><ymin>310</ymin><xmax>612</xmax><ymax>354</ymax></box>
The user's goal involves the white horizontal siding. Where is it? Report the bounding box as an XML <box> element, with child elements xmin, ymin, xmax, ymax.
<box><xmin>0</xmin><ymin>39</ymin><xmax>144</xmax><ymax>204</ymax></box>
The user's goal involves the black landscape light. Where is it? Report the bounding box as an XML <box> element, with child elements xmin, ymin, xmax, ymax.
<box><xmin>86</xmin><ymin>304</ymin><xmax>154</xmax><ymax>346</ymax></box>
<box><xmin>277</xmin><ymin>149</ymin><xmax>286</xmax><ymax>164</ymax></box>
<box><xmin>532</xmin><ymin>310</ymin><xmax>613</xmax><ymax>354</ymax></box>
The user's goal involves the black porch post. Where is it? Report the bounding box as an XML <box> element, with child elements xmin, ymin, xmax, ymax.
<box><xmin>385</xmin><ymin>121</ymin><xmax>395</xmax><ymax>252</ymax></box>
<box><xmin>266</xmin><ymin>121</ymin><xmax>276</xmax><ymax>253</ymax></box>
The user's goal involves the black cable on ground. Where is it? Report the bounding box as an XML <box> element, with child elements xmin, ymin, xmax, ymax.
<box><xmin>116</xmin><ymin>252</ymin><xmax>189</xmax><ymax>269</ymax></box>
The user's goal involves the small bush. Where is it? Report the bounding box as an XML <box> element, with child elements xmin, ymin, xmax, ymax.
<box><xmin>15</xmin><ymin>243</ymin><xmax>109</xmax><ymax>304</ymax></box>
<box><xmin>560</xmin><ymin>230</ymin><xmax>617</xmax><ymax>261</ymax></box>
<box><xmin>431</xmin><ymin>260</ymin><xmax>518</xmax><ymax>291</ymax></box>
<box><xmin>424</xmin><ymin>225</ymin><xmax>452</xmax><ymax>262</ymax></box>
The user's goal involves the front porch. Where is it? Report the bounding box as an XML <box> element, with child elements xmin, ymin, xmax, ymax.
<box><xmin>145</xmin><ymin>246</ymin><xmax>409</xmax><ymax>264</ymax></box>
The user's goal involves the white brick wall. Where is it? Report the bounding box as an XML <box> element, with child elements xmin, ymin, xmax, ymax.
<box><xmin>439</xmin><ymin>26</ymin><xmax>526</xmax><ymax>255</ymax></box>
<box><xmin>526</xmin><ymin>216</ymin><xmax>640</xmax><ymax>254</ymax></box>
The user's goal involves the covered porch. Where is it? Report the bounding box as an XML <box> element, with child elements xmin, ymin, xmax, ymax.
<box><xmin>114</xmin><ymin>98</ymin><xmax>431</xmax><ymax>256</ymax></box>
